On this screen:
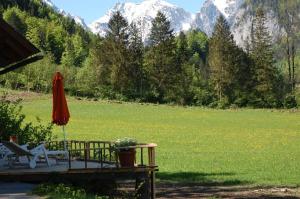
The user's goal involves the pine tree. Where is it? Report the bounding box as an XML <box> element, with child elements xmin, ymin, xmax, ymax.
<box><xmin>144</xmin><ymin>11</ymin><xmax>177</xmax><ymax>102</ymax></box>
<box><xmin>208</xmin><ymin>15</ymin><xmax>237</xmax><ymax>104</ymax></box>
<box><xmin>128</xmin><ymin>22</ymin><xmax>144</xmax><ymax>98</ymax></box>
<box><xmin>251</xmin><ymin>7</ymin><xmax>279</xmax><ymax>107</ymax></box>
<box><xmin>104</xmin><ymin>11</ymin><xmax>130</xmax><ymax>94</ymax></box>
<box><xmin>175</xmin><ymin>31</ymin><xmax>193</xmax><ymax>104</ymax></box>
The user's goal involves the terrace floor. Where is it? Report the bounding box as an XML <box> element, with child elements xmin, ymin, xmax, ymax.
<box><xmin>0</xmin><ymin>159</ymin><xmax>115</xmax><ymax>174</ymax></box>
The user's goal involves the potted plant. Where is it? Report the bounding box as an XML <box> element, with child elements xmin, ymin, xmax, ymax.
<box><xmin>113</xmin><ymin>138</ymin><xmax>137</xmax><ymax>167</ymax></box>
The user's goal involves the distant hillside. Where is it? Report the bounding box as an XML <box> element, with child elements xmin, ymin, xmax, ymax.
<box><xmin>0</xmin><ymin>0</ymin><xmax>95</xmax><ymax>65</ymax></box>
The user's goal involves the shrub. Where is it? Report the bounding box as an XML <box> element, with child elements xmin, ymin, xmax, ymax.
<box><xmin>192</xmin><ymin>88</ymin><xmax>214</xmax><ymax>106</ymax></box>
<box><xmin>0</xmin><ymin>94</ymin><xmax>54</xmax><ymax>144</ymax></box>
<box><xmin>33</xmin><ymin>183</ymin><xmax>108</xmax><ymax>199</ymax></box>
<box><xmin>284</xmin><ymin>94</ymin><xmax>298</xmax><ymax>109</ymax></box>
<box><xmin>217</xmin><ymin>100</ymin><xmax>229</xmax><ymax>109</ymax></box>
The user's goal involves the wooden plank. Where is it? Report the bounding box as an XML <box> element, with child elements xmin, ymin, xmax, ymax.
<box><xmin>0</xmin><ymin>54</ymin><xmax>43</xmax><ymax>75</ymax></box>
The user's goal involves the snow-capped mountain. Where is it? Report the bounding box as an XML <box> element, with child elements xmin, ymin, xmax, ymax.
<box><xmin>194</xmin><ymin>0</ymin><xmax>244</xmax><ymax>35</ymax></box>
<box><xmin>41</xmin><ymin>0</ymin><xmax>88</xmax><ymax>29</ymax></box>
<box><xmin>43</xmin><ymin>0</ymin><xmax>286</xmax><ymax>47</ymax></box>
<box><xmin>89</xmin><ymin>0</ymin><xmax>194</xmax><ymax>41</ymax></box>
<box><xmin>89</xmin><ymin>0</ymin><xmax>247</xmax><ymax>41</ymax></box>
<box><xmin>231</xmin><ymin>2</ymin><xmax>284</xmax><ymax>46</ymax></box>
<box><xmin>193</xmin><ymin>0</ymin><xmax>222</xmax><ymax>36</ymax></box>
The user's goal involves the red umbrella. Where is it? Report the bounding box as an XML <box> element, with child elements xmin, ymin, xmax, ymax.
<box><xmin>52</xmin><ymin>72</ymin><xmax>70</xmax><ymax>150</ymax></box>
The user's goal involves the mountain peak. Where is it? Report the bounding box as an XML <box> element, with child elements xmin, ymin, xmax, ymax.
<box><xmin>89</xmin><ymin>0</ymin><xmax>246</xmax><ymax>40</ymax></box>
<box><xmin>41</xmin><ymin>0</ymin><xmax>88</xmax><ymax>29</ymax></box>
<box><xmin>89</xmin><ymin>0</ymin><xmax>192</xmax><ymax>41</ymax></box>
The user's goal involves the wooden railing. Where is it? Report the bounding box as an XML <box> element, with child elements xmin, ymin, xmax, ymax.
<box><xmin>46</xmin><ymin>140</ymin><xmax>157</xmax><ymax>170</ymax></box>
<box><xmin>115</xmin><ymin>143</ymin><xmax>157</xmax><ymax>168</ymax></box>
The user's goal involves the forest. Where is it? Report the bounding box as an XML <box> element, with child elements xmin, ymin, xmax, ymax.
<box><xmin>0</xmin><ymin>0</ymin><xmax>299</xmax><ymax>108</ymax></box>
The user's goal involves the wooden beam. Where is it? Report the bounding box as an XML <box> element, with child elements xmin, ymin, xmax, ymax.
<box><xmin>0</xmin><ymin>18</ymin><xmax>40</xmax><ymax>68</ymax></box>
<box><xmin>0</xmin><ymin>54</ymin><xmax>44</xmax><ymax>75</ymax></box>
<box><xmin>0</xmin><ymin>19</ymin><xmax>39</xmax><ymax>54</ymax></box>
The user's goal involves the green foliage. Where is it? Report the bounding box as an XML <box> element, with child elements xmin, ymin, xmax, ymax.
<box><xmin>102</xmin><ymin>11</ymin><xmax>132</xmax><ymax>95</ymax></box>
<box><xmin>127</xmin><ymin>22</ymin><xmax>145</xmax><ymax>98</ymax></box>
<box><xmin>144</xmin><ymin>11</ymin><xmax>178</xmax><ymax>103</ymax></box>
<box><xmin>114</xmin><ymin>137</ymin><xmax>138</xmax><ymax>148</ymax></box>
<box><xmin>186</xmin><ymin>29</ymin><xmax>208</xmax><ymax>62</ymax></box>
<box><xmin>3</xmin><ymin>7</ymin><xmax>27</xmax><ymax>34</ymax></box>
<box><xmin>0</xmin><ymin>94</ymin><xmax>54</xmax><ymax>144</ymax></box>
<box><xmin>33</xmin><ymin>183</ymin><xmax>108</xmax><ymax>199</ymax></box>
<box><xmin>284</xmin><ymin>94</ymin><xmax>297</xmax><ymax>108</ymax></box>
<box><xmin>0</xmin><ymin>55</ymin><xmax>57</xmax><ymax>92</ymax></box>
<box><xmin>250</xmin><ymin>8</ymin><xmax>281</xmax><ymax>107</ymax></box>
<box><xmin>208</xmin><ymin>16</ymin><xmax>241</xmax><ymax>104</ymax></box>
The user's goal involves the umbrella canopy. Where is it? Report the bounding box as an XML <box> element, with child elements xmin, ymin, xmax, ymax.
<box><xmin>52</xmin><ymin>72</ymin><xmax>70</xmax><ymax>125</ymax></box>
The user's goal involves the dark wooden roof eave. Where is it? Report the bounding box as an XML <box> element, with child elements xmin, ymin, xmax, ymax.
<box><xmin>0</xmin><ymin>54</ymin><xmax>44</xmax><ymax>75</ymax></box>
<box><xmin>0</xmin><ymin>18</ymin><xmax>42</xmax><ymax>74</ymax></box>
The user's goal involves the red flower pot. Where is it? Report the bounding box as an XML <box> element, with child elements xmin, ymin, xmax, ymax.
<box><xmin>118</xmin><ymin>149</ymin><xmax>136</xmax><ymax>167</ymax></box>
<box><xmin>9</xmin><ymin>135</ymin><xmax>18</xmax><ymax>143</ymax></box>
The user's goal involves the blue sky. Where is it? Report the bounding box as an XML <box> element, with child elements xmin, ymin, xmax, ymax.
<box><xmin>51</xmin><ymin>0</ymin><xmax>205</xmax><ymax>24</ymax></box>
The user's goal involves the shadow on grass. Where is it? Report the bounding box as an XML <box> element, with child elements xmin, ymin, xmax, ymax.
<box><xmin>157</xmin><ymin>171</ymin><xmax>251</xmax><ymax>186</ymax></box>
<box><xmin>156</xmin><ymin>172</ymin><xmax>300</xmax><ymax>199</ymax></box>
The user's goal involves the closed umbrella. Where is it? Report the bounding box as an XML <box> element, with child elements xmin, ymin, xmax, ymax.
<box><xmin>52</xmin><ymin>72</ymin><xmax>70</xmax><ymax>151</ymax></box>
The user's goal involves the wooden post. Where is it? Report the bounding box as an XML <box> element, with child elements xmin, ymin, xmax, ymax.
<box><xmin>147</xmin><ymin>144</ymin><xmax>157</xmax><ymax>199</ymax></box>
<box><xmin>84</xmin><ymin>143</ymin><xmax>87</xmax><ymax>169</ymax></box>
<box><xmin>109</xmin><ymin>143</ymin><xmax>112</xmax><ymax>162</ymax></box>
<box><xmin>86</xmin><ymin>142</ymin><xmax>90</xmax><ymax>160</ymax></box>
<box><xmin>147</xmin><ymin>144</ymin><xmax>156</xmax><ymax>167</ymax></box>
<box><xmin>100</xmin><ymin>148</ymin><xmax>103</xmax><ymax>168</ymax></box>
<box><xmin>115</xmin><ymin>151</ymin><xmax>119</xmax><ymax>168</ymax></box>
<box><xmin>136</xmin><ymin>175</ymin><xmax>150</xmax><ymax>199</ymax></box>
<box><xmin>68</xmin><ymin>150</ymin><xmax>71</xmax><ymax>169</ymax></box>
<box><xmin>141</xmin><ymin>148</ymin><xmax>144</xmax><ymax>166</ymax></box>
<box><xmin>150</xmin><ymin>171</ymin><xmax>155</xmax><ymax>199</ymax></box>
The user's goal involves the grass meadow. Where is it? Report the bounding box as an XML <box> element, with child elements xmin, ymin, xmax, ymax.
<box><xmin>7</xmin><ymin>91</ymin><xmax>300</xmax><ymax>187</ymax></box>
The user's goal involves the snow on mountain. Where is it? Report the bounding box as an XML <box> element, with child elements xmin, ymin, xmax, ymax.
<box><xmin>89</xmin><ymin>0</ymin><xmax>194</xmax><ymax>41</ymax></box>
<box><xmin>59</xmin><ymin>9</ymin><xmax>88</xmax><ymax>29</ymax></box>
<box><xmin>193</xmin><ymin>0</ymin><xmax>222</xmax><ymax>36</ymax></box>
<box><xmin>193</xmin><ymin>0</ymin><xmax>245</xmax><ymax>36</ymax></box>
<box><xmin>42</xmin><ymin>0</ymin><xmax>56</xmax><ymax>8</ymax></box>
<box><xmin>41</xmin><ymin>0</ymin><xmax>88</xmax><ymax>29</ymax></box>
<box><xmin>231</xmin><ymin>4</ymin><xmax>283</xmax><ymax>46</ymax></box>
<box><xmin>42</xmin><ymin>0</ymin><xmax>282</xmax><ymax>47</ymax></box>
<box><xmin>212</xmin><ymin>0</ymin><xmax>241</xmax><ymax>18</ymax></box>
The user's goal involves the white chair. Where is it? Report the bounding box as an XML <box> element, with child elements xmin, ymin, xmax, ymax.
<box><xmin>0</xmin><ymin>143</ymin><xmax>28</xmax><ymax>166</ymax></box>
<box><xmin>2</xmin><ymin>141</ymin><xmax>68</xmax><ymax>169</ymax></box>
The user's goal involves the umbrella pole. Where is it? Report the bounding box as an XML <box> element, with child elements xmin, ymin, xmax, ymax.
<box><xmin>63</xmin><ymin>125</ymin><xmax>67</xmax><ymax>151</ymax></box>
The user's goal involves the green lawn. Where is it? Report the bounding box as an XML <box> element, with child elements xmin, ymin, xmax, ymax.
<box><xmin>19</xmin><ymin>95</ymin><xmax>300</xmax><ymax>186</ymax></box>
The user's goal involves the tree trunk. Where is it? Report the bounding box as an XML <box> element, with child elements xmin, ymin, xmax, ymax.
<box><xmin>291</xmin><ymin>38</ymin><xmax>296</xmax><ymax>91</ymax></box>
<box><xmin>286</xmin><ymin>36</ymin><xmax>292</xmax><ymax>89</ymax></box>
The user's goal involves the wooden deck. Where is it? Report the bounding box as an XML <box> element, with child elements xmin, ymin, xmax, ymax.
<box><xmin>0</xmin><ymin>160</ymin><xmax>115</xmax><ymax>174</ymax></box>
<box><xmin>0</xmin><ymin>141</ymin><xmax>158</xmax><ymax>199</ymax></box>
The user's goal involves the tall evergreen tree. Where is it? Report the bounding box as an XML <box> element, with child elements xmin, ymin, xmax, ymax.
<box><xmin>175</xmin><ymin>31</ymin><xmax>193</xmax><ymax>104</ymax></box>
<box><xmin>144</xmin><ymin>11</ymin><xmax>177</xmax><ymax>102</ymax></box>
<box><xmin>208</xmin><ymin>15</ymin><xmax>237</xmax><ymax>103</ymax></box>
<box><xmin>251</xmin><ymin>7</ymin><xmax>279</xmax><ymax>107</ymax></box>
<box><xmin>128</xmin><ymin>22</ymin><xmax>144</xmax><ymax>98</ymax></box>
<box><xmin>103</xmin><ymin>11</ymin><xmax>130</xmax><ymax>94</ymax></box>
